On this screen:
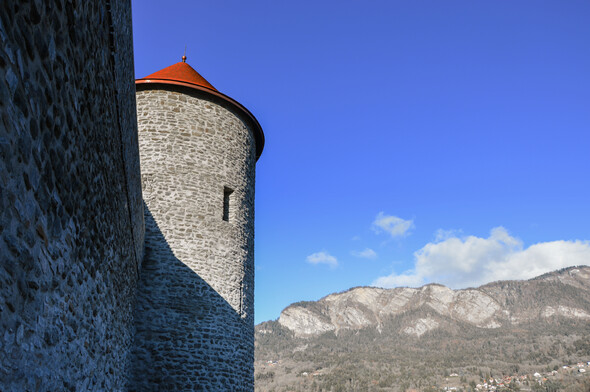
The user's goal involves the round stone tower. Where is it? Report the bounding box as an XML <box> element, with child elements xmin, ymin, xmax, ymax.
<box><xmin>130</xmin><ymin>57</ymin><xmax>264</xmax><ymax>391</ymax></box>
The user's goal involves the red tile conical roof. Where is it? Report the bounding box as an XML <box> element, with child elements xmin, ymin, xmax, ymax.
<box><xmin>136</xmin><ymin>56</ymin><xmax>217</xmax><ymax>91</ymax></box>
<box><xmin>135</xmin><ymin>57</ymin><xmax>265</xmax><ymax>160</ymax></box>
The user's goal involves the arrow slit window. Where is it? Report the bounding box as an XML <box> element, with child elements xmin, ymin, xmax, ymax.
<box><xmin>223</xmin><ymin>187</ymin><xmax>234</xmax><ymax>222</ymax></box>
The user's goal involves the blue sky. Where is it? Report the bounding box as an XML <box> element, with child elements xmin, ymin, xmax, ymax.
<box><xmin>131</xmin><ymin>1</ymin><xmax>590</xmax><ymax>324</ymax></box>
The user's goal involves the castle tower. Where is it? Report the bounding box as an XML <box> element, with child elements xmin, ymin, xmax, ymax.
<box><xmin>130</xmin><ymin>57</ymin><xmax>264</xmax><ymax>390</ymax></box>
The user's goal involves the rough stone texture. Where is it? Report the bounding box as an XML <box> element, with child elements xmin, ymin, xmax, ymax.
<box><xmin>1</xmin><ymin>2</ymin><xmax>262</xmax><ymax>390</ymax></box>
<box><xmin>130</xmin><ymin>86</ymin><xmax>257</xmax><ymax>391</ymax></box>
<box><xmin>0</xmin><ymin>1</ymin><xmax>143</xmax><ymax>390</ymax></box>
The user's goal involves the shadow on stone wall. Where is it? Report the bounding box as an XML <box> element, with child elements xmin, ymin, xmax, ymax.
<box><xmin>129</xmin><ymin>204</ymin><xmax>253</xmax><ymax>391</ymax></box>
<box><xmin>0</xmin><ymin>2</ymin><xmax>141</xmax><ymax>390</ymax></box>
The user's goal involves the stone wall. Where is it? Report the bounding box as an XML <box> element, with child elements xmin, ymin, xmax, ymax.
<box><xmin>0</xmin><ymin>1</ymin><xmax>143</xmax><ymax>390</ymax></box>
<box><xmin>130</xmin><ymin>86</ymin><xmax>257</xmax><ymax>391</ymax></box>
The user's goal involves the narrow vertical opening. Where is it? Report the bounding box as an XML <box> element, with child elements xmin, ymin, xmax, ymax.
<box><xmin>223</xmin><ymin>187</ymin><xmax>233</xmax><ymax>222</ymax></box>
<box><xmin>239</xmin><ymin>280</ymin><xmax>243</xmax><ymax>317</ymax></box>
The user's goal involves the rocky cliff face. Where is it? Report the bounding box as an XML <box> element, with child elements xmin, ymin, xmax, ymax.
<box><xmin>277</xmin><ymin>266</ymin><xmax>590</xmax><ymax>337</ymax></box>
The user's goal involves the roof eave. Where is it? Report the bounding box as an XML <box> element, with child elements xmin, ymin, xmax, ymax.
<box><xmin>136</xmin><ymin>78</ymin><xmax>265</xmax><ymax>160</ymax></box>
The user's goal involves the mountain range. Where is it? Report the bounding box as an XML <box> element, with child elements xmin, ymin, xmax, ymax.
<box><xmin>255</xmin><ymin>266</ymin><xmax>590</xmax><ymax>391</ymax></box>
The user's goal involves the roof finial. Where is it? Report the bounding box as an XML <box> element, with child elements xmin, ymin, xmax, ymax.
<box><xmin>182</xmin><ymin>45</ymin><xmax>187</xmax><ymax>62</ymax></box>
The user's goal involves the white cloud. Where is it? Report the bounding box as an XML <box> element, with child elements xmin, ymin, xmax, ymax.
<box><xmin>306</xmin><ymin>251</ymin><xmax>338</xmax><ymax>268</ymax></box>
<box><xmin>372</xmin><ymin>227</ymin><xmax>590</xmax><ymax>289</ymax></box>
<box><xmin>434</xmin><ymin>228</ymin><xmax>462</xmax><ymax>242</ymax></box>
<box><xmin>351</xmin><ymin>248</ymin><xmax>378</xmax><ymax>259</ymax></box>
<box><xmin>372</xmin><ymin>212</ymin><xmax>414</xmax><ymax>238</ymax></box>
